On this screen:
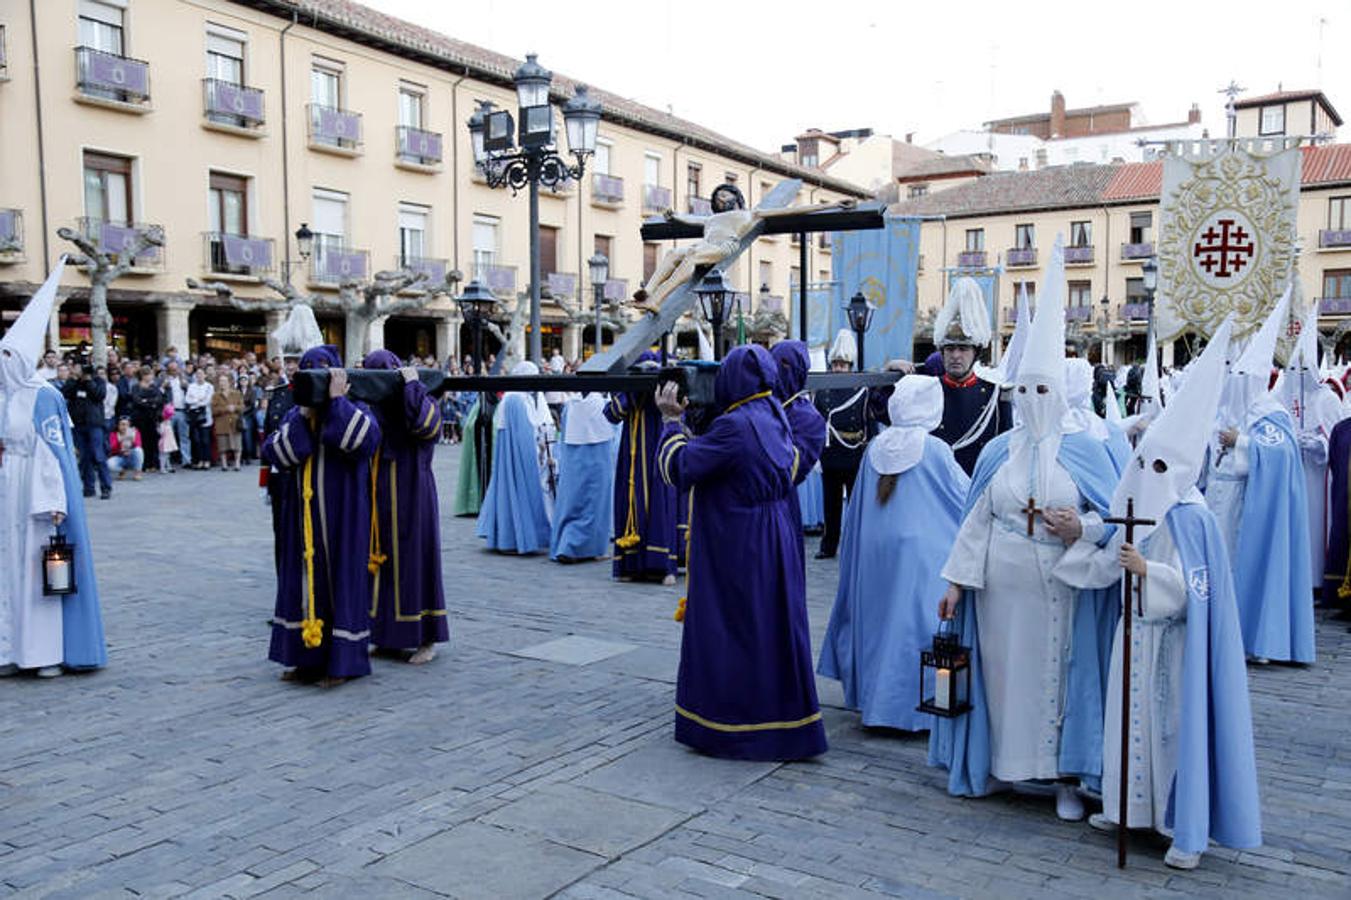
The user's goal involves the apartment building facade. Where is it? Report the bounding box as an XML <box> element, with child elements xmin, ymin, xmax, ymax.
<box><xmin>0</xmin><ymin>0</ymin><xmax>864</xmax><ymax>363</ymax></box>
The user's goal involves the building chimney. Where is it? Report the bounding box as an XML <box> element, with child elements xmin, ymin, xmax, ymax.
<box><xmin>1050</xmin><ymin>90</ymin><xmax>1066</xmax><ymax>138</ymax></box>
<box><xmin>905</xmin><ymin>132</ymin><xmax>914</xmax><ymax>144</ymax></box>
<box><xmin>1188</xmin><ymin>103</ymin><xmax>1201</xmax><ymax>124</ymax></box>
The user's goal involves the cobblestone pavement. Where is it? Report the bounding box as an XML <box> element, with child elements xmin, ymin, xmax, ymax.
<box><xmin>2</xmin><ymin>447</ymin><xmax>1350</xmax><ymax>899</ymax></box>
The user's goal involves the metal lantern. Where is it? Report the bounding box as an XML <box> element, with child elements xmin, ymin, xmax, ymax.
<box><xmin>513</xmin><ymin>54</ymin><xmax>554</xmax><ymax>147</ymax></box>
<box><xmin>917</xmin><ymin>621</ymin><xmax>972</xmax><ymax>718</ymax></box>
<box><xmin>1141</xmin><ymin>255</ymin><xmax>1158</xmax><ymax>293</ymax></box>
<box><xmin>588</xmin><ymin>252</ymin><xmax>609</xmax><ymax>287</ymax></box>
<box><xmin>467</xmin><ymin>100</ymin><xmax>492</xmax><ymax>165</ymax></box>
<box><xmin>294</xmin><ymin>222</ymin><xmax>314</xmax><ymax>261</ymax></box>
<box><xmin>695</xmin><ymin>268</ymin><xmax>734</xmax><ymax>361</ymax></box>
<box><xmin>562</xmin><ymin>85</ymin><xmax>602</xmax><ymax>158</ymax></box>
<box><xmin>43</xmin><ymin>533</ymin><xmax>77</xmax><ymax>596</ymax></box>
<box><xmin>845</xmin><ymin>291</ymin><xmax>874</xmax><ymax>372</ymax></box>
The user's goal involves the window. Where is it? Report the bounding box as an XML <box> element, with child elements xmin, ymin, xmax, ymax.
<box><xmin>908</xmin><ymin>183</ymin><xmax>929</xmax><ymax>198</ymax></box>
<box><xmin>789</xmin><ymin>266</ymin><xmax>801</xmax><ymax>290</ymax></box>
<box><xmin>83</xmin><ymin>151</ymin><xmax>132</xmax><ymax>224</ymax></box>
<box><xmin>205</xmin><ymin>26</ymin><xmax>248</xmax><ymax>126</ymax></box>
<box><xmin>1324</xmin><ymin>270</ymin><xmax>1351</xmax><ymax>300</ymax></box>
<box><xmin>798</xmin><ymin>137</ymin><xmax>819</xmax><ymax>168</ymax></box>
<box><xmin>818</xmin><ymin>269</ymin><xmax>829</xmax><ymax>283</ymax></box>
<box><xmin>311</xmin><ymin>188</ymin><xmax>349</xmax><ymax>267</ymax></box>
<box><xmin>1330</xmin><ymin>197</ymin><xmax>1351</xmax><ymax>231</ymax></box>
<box><xmin>1259</xmin><ymin>105</ymin><xmax>1286</xmax><ymax>136</ymax></box>
<box><xmin>397</xmin><ymin>84</ymin><xmax>424</xmax><ymax>129</ymax></box>
<box><xmin>1070</xmin><ymin>220</ymin><xmax>1092</xmax><ymax>247</ymax></box>
<box><xmin>644</xmin><ymin>153</ymin><xmax>661</xmax><ymax>187</ymax></box>
<box><xmin>79</xmin><ymin>0</ymin><xmax>124</xmax><ymax>56</ymax></box>
<box><xmin>398</xmin><ymin>203</ymin><xmax>429</xmax><ymax>266</ymax></box>
<box><xmin>594</xmin><ymin>234</ymin><xmax>613</xmax><ymax>270</ymax></box>
<box><xmin>687</xmin><ymin>163</ymin><xmax>702</xmax><ymax>200</ymax></box>
<box><xmin>1129</xmin><ymin>211</ymin><xmax>1152</xmax><ymax>244</ymax></box>
<box><xmin>1067</xmin><ymin>281</ymin><xmax>1092</xmax><ymax>308</ymax></box>
<box><xmin>311</xmin><ymin>60</ymin><xmax>342</xmax><ymax>109</ymax></box>
<box><xmin>539</xmin><ymin>225</ymin><xmax>558</xmax><ymax>276</ymax></box>
<box><xmin>1013</xmin><ymin>281</ymin><xmax>1036</xmax><ymax>303</ymax></box>
<box><xmin>965</xmin><ymin>228</ymin><xmax>984</xmax><ymax>252</ymax></box>
<box><xmin>1126</xmin><ymin>277</ymin><xmax>1148</xmax><ymax>303</ymax></box>
<box><xmin>1014</xmin><ymin>224</ymin><xmax>1035</xmax><ymax>250</ymax></box>
<box><xmin>208</xmin><ymin>172</ymin><xmax>249</xmax><ymax>272</ymax></box>
<box><xmin>1034</xmin><ymin>148</ymin><xmax>1048</xmax><ymax>168</ymax></box>
<box><xmin>758</xmin><ymin>260</ymin><xmax>772</xmax><ymax>293</ymax></box>
<box><xmin>472</xmin><ymin>214</ymin><xmax>499</xmax><ymax>278</ymax></box>
<box><xmin>642</xmin><ymin>243</ymin><xmax>658</xmax><ymax>281</ymax></box>
<box><xmin>593</xmin><ymin>140</ymin><xmax>612</xmax><ymax>176</ymax></box>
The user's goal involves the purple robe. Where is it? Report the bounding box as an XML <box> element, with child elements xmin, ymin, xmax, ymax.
<box><xmin>1324</xmin><ymin>418</ymin><xmax>1351</xmax><ymax>607</ymax></box>
<box><xmin>261</xmin><ymin>347</ymin><xmax>381</xmax><ymax>678</ymax></box>
<box><xmin>771</xmin><ymin>340</ymin><xmax>827</xmax><ymax>482</ymax></box>
<box><xmin>362</xmin><ymin>351</ymin><xmax>449</xmax><ymax>651</ymax></box>
<box><xmin>658</xmin><ymin>345</ymin><xmax>827</xmax><ymax>761</ymax></box>
<box><xmin>604</xmin><ymin>373</ymin><xmax>679</xmax><ymax>580</ymax></box>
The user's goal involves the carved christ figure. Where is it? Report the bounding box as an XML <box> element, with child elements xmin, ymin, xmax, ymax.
<box><xmin>631</xmin><ymin>183</ymin><xmax>855</xmax><ymax>315</ymax></box>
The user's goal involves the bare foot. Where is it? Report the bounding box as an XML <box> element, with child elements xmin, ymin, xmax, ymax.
<box><xmin>662</xmin><ymin>574</ymin><xmax>676</xmax><ymax>586</ymax></box>
<box><xmin>318</xmin><ymin>676</ymin><xmax>348</xmax><ymax>688</ymax></box>
<box><xmin>280</xmin><ymin>668</ymin><xmax>300</xmax><ymax>682</ymax></box>
<box><xmin>408</xmin><ymin>645</ymin><xmax>437</xmax><ymax>665</ymax></box>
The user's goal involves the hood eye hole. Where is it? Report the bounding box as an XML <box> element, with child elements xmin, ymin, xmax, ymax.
<box><xmin>1152</xmin><ymin>459</ymin><xmax>1168</xmax><ymax>473</ymax></box>
<box><xmin>1036</xmin><ymin>384</ymin><xmax>1049</xmax><ymax>394</ymax></box>
<box><xmin>1017</xmin><ymin>385</ymin><xmax>1027</xmax><ymax>393</ymax></box>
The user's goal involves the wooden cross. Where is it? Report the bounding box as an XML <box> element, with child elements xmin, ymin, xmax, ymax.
<box><xmin>1020</xmin><ymin>497</ymin><xmax>1042</xmax><ymax>536</ymax></box>
<box><xmin>1101</xmin><ymin>497</ymin><xmax>1157</xmax><ymax>870</ymax></box>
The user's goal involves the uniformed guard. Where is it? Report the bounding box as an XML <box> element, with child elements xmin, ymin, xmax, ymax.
<box><xmin>930</xmin><ymin>277</ymin><xmax>1011</xmax><ymax>474</ymax></box>
<box><xmin>813</xmin><ymin>330</ymin><xmax>874</xmax><ymax>559</ymax></box>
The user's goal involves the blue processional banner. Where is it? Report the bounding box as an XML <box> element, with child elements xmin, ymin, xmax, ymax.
<box><xmin>829</xmin><ymin>216</ymin><xmax>921</xmax><ymax>365</ymax></box>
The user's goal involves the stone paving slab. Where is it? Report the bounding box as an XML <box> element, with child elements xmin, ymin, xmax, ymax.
<box><xmin>2</xmin><ymin>447</ymin><xmax>1349</xmax><ymax>898</ymax></box>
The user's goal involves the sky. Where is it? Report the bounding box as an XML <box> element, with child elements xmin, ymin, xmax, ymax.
<box><xmin>360</xmin><ymin>0</ymin><xmax>1348</xmax><ymax>154</ymax></box>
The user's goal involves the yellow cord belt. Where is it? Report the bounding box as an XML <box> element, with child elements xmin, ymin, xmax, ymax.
<box><xmin>368</xmin><ymin>448</ymin><xmax>387</xmax><ymax>575</ymax></box>
<box><xmin>300</xmin><ymin>456</ymin><xmax>324</xmax><ymax>649</ymax></box>
<box><xmin>615</xmin><ymin>408</ymin><xmax>642</xmax><ymax>549</ymax></box>
<box><xmin>1340</xmin><ymin>464</ymin><xmax>1351</xmax><ymax>599</ymax></box>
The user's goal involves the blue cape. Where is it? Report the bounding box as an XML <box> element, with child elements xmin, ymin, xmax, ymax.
<box><xmin>1234</xmin><ymin>412</ymin><xmax>1315</xmax><ymax>663</ymax></box>
<box><xmin>549</xmin><ymin>430</ymin><xmax>619</xmax><ymax>560</ymax></box>
<box><xmin>1104</xmin><ymin>420</ymin><xmax>1132</xmax><ymax>473</ymax></box>
<box><xmin>1163</xmin><ymin>501</ymin><xmax>1263</xmax><ymax>854</ymax></box>
<box><xmin>34</xmin><ymin>386</ymin><xmax>106</xmax><ymax>668</ymax></box>
<box><xmin>927</xmin><ymin>429</ymin><xmax>1120</xmax><ymax>796</ymax></box>
<box><xmin>475</xmin><ymin>395</ymin><xmax>550</xmax><ymax>553</ymax></box>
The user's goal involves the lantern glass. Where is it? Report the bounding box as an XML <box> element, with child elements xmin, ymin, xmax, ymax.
<box><xmin>513</xmin><ymin>54</ymin><xmax>552</xmax><ymax>110</ymax></box>
<box><xmin>484</xmin><ymin>110</ymin><xmax>516</xmax><ymax>153</ymax></box>
<box><xmin>43</xmin><ymin>534</ymin><xmax>77</xmax><ymax>596</ymax></box>
<box><xmin>519</xmin><ymin>105</ymin><xmax>554</xmax><ymax>148</ymax></box>
<box><xmin>846</xmin><ymin>292</ymin><xmax>874</xmax><ymax>333</ymax></box>
<box><xmin>563</xmin><ymin>85</ymin><xmax>602</xmax><ymax>157</ymax></box>
<box><xmin>695</xmin><ymin>269</ymin><xmax>731</xmax><ymax>325</ymax></box>
<box><xmin>294</xmin><ymin>223</ymin><xmax>314</xmax><ymax>261</ymax></box>
<box><xmin>588</xmin><ymin>252</ymin><xmax>609</xmax><ymax>286</ymax></box>
<box><xmin>456</xmin><ymin>279</ymin><xmax>497</xmax><ymax>325</ymax></box>
<box><xmin>917</xmin><ymin>623</ymin><xmax>972</xmax><ymax>718</ymax></box>
<box><xmin>1142</xmin><ymin>256</ymin><xmax>1158</xmax><ymax>292</ymax></box>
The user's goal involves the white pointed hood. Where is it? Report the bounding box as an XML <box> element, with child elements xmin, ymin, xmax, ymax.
<box><xmin>1063</xmin><ymin>357</ymin><xmax>1108</xmax><ymax>440</ymax></box>
<box><xmin>1139</xmin><ymin>325</ymin><xmax>1162</xmax><ymax>414</ymax></box>
<box><xmin>1222</xmin><ymin>285</ymin><xmax>1290</xmax><ymax>428</ymax></box>
<box><xmin>933</xmin><ymin>276</ymin><xmax>992</xmax><ymax>348</ymax></box>
<box><xmin>1283</xmin><ymin>303</ymin><xmax>1339</xmax><ymax>434</ymax></box>
<box><xmin>829</xmin><ymin>328</ymin><xmax>857</xmax><ymax>365</ymax></box>
<box><xmin>271</xmin><ymin>304</ymin><xmax>325</xmax><ymax>358</ymax></box>
<box><xmin>0</xmin><ymin>257</ymin><xmax>66</xmax><ymax>390</ymax></box>
<box><xmin>1008</xmin><ymin>235</ymin><xmax>1068</xmax><ymax>500</ymax></box>
<box><xmin>1113</xmin><ymin>317</ymin><xmax>1234</xmax><ymax>542</ymax></box>
<box><xmin>975</xmin><ymin>281</ymin><xmax>1031</xmax><ymax>387</ymax></box>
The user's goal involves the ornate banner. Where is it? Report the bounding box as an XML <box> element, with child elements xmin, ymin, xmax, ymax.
<box><xmin>1157</xmin><ymin>141</ymin><xmax>1301</xmax><ymax>351</ymax></box>
<box><xmin>830</xmin><ymin>215</ymin><xmax>922</xmax><ymax>364</ymax></box>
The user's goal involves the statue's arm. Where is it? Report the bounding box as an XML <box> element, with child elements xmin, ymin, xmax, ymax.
<box><xmin>755</xmin><ymin>198</ymin><xmax>857</xmax><ymax>220</ymax></box>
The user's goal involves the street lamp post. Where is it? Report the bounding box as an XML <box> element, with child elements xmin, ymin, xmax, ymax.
<box><xmin>845</xmin><ymin>291</ymin><xmax>875</xmax><ymax>372</ymax></box>
<box><xmin>1099</xmin><ymin>293</ymin><xmax>1111</xmax><ymax>364</ymax></box>
<box><xmin>695</xmin><ymin>268</ymin><xmax>734</xmax><ymax>361</ymax></box>
<box><xmin>588</xmin><ymin>252</ymin><xmax>609</xmax><ymax>356</ymax></box>
<box><xmin>466</xmin><ymin>56</ymin><xmax>602</xmax><ymax>364</ymax></box>
<box><xmin>1142</xmin><ymin>255</ymin><xmax>1159</xmax><ymax>366</ymax></box>
<box><xmin>291</xmin><ymin>222</ymin><xmax>313</xmax><ymax>284</ymax></box>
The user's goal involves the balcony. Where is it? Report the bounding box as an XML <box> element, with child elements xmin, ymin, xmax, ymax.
<box><xmin>642</xmin><ymin>184</ymin><xmax>671</xmax><ymax>213</ymax></box>
<box><xmin>0</xmin><ymin>209</ymin><xmax>23</xmax><ymax>263</ymax></box>
<box><xmin>202</xmin><ymin>78</ymin><xmax>264</xmax><ymax>134</ymax></box>
<box><xmin>1007</xmin><ymin>247</ymin><xmax>1037</xmax><ymax>267</ymax></box>
<box><xmin>545</xmin><ymin>272</ymin><xmax>577</xmax><ymax>299</ymax></box>
<box><xmin>474</xmin><ymin>264</ymin><xmax>517</xmax><ymax>297</ymax></box>
<box><xmin>397</xmin><ymin>255</ymin><xmax>451</xmax><ymax>289</ymax></box>
<box><xmin>1121</xmin><ymin>302</ymin><xmax>1151</xmax><ymax>320</ymax></box>
<box><xmin>1319</xmin><ymin>297</ymin><xmax>1351</xmax><ymax>315</ymax></box>
<box><xmin>75</xmin><ymin>218</ymin><xmax>163</xmax><ymax>271</ymax></box>
<box><xmin>1064</xmin><ymin>245</ymin><xmax>1095</xmax><ymax>265</ymax></box>
<box><xmin>602</xmin><ymin>278</ymin><xmax>628</xmax><ymax>302</ymax></box>
<box><xmin>75</xmin><ymin>46</ymin><xmax>151</xmax><ymax>112</ymax></box>
<box><xmin>1121</xmin><ymin>241</ymin><xmax>1154</xmax><ymax>260</ymax></box>
<box><xmin>307</xmin><ymin>103</ymin><xmax>362</xmax><ymax>155</ymax></box>
<box><xmin>310</xmin><ymin>247</ymin><xmax>369</xmax><ymax>285</ymax></box>
<box><xmin>396</xmin><ymin>126</ymin><xmax>443</xmax><ymax>170</ymax></box>
<box><xmin>688</xmin><ymin>196</ymin><xmax>712</xmax><ymax>216</ymax></box>
<box><xmin>203</xmin><ymin>232</ymin><xmax>274</xmax><ymax>279</ymax></box>
<box><xmin>1319</xmin><ymin>229</ymin><xmax>1351</xmax><ymax>249</ymax></box>
<box><xmin>591</xmin><ymin>173</ymin><xmax>624</xmax><ymax>206</ymax></box>
<box><xmin>957</xmin><ymin>250</ymin><xmax>986</xmax><ymax>268</ymax></box>
<box><xmin>1065</xmin><ymin>305</ymin><xmax>1092</xmax><ymax>322</ymax></box>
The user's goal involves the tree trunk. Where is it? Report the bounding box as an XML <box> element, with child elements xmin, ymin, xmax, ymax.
<box><xmin>89</xmin><ymin>276</ymin><xmax>112</xmax><ymax>369</ymax></box>
<box><xmin>343</xmin><ymin>313</ymin><xmax>371</xmax><ymax>367</ymax></box>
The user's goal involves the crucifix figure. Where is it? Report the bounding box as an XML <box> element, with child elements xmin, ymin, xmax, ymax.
<box><xmin>631</xmin><ymin>183</ymin><xmax>856</xmax><ymax>316</ymax></box>
<box><xmin>1102</xmin><ymin>497</ymin><xmax>1157</xmax><ymax>869</ymax></box>
<box><xmin>1020</xmin><ymin>496</ymin><xmax>1043</xmax><ymax>536</ymax></box>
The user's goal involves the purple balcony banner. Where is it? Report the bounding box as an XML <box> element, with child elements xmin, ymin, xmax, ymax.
<box><xmin>1064</xmin><ymin>245</ymin><xmax>1094</xmax><ymax>263</ymax></box>
<box><xmin>1122</xmin><ymin>242</ymin><xmax>1154</xmax><ymax>259</ymax></box>
<box><xmin>643</xmin><ymin>184</ymin><xmax>671</xmax><ymax>210</ymax></box>
<box><xmin>602</xmin><ymin>279</ymin><xmax>628</xmax><ymax>302</ymax></box>
<box><xmin>99</xmin><ymin>222</ymin><xmax>158</xmax><ymax>262</ymax></box>
<box><xmin>1121</xmin><ymin>302</ymin><xmax>1151</xmax><ymax>320</ymax></box>
<box><xmin>222</xmin><ymin>235</ymin><xmax>271</xmax><ymax>269</ymax></box>
<box><xmin>322</xmin><ymin>250</ymin><xmax>367</xmax><ymax>281</ymax></box>
<box><xmin>208</xmin><ymin>82</ymin><xmax>264</xmax><ymax>122</ymax></box>
<box><xmin>1320</xmin><ymin>297</ymin><xmax>1351</xmax><ymax>315</ymax></box>
<box><xmin>407</xmin><ymin>258</ymin><xmax>447</xmax><ymax>284</ymax></box>
<box><xmin>546</xmin><ymin>272</ymin><xmax>577</xmax><ymax>298</ymax></box>
<box><xmin>957</xmin><ymin>250</ymin><xmax>986</xmax><ymax>268</ymax></box>
<box><xmin>1007</xmin><ymin>248</ymin><xmax>1037</xmax><ymax>266</ymax></box>
<box><xmin>315</xmin><ymin>107</ymin><xmax>360</xmax><ymax>142</ymax></box>
<box><xmin>85</xmin><ymin>51</ymin><xmax>149</xmax><ymax>97</ymax></box>
<box><xmin>689</xmin><ymin>197</ymin><xmax>712</xmax><ymax>216</ymax></box>
<box><xmin>1321</xmin><ymin>229</ymin><xmax>1351</xmax><ymax>248</ymax></box>
<box><xmin>0</xmin><ymin>210</ymin><xmax>15</xmax><ymax>243</ymax></box>
<box><xmin>484</xmin><ymin>266</ymin><xmax>515</xmax><ymax>295</ymax></box>
<box><xmin>1066</xmin><ymin>306</ymin><xmax>1092</xmax><ymax>321</ymax></box>
<box><xmin>399</xmin><ymin>129</ymin><xmax>442</xmax><ymax>161</ymax></box>
<box><xmin>593</xmin><ymin>174</ymin><xmax>623</xmax><ymax>201</ymax></box>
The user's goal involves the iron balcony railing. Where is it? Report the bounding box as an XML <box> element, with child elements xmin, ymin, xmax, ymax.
<box><xmin>957</xmin><ymin>250</ymin><xmax>986</xmax><ymax>268</ymax></box>
<box><xmin>203</xmin><ymin>232</ymin><xmax>274</xmax><ymax>277</ymax></box>
<box><xmin>1319</xmin><ymin>297</ymin><xmax>1351</xmax><ymax>315</ymax></box>
<box><xmin>307</xmin><ymin>103</ymin><xmax>362</xmax><ymax>151</ymax></box>
<box><xmin>397</xmin><ymin>255</ymin><xmax>451</xmax><ymax>287</ymax></box>
<box><xmin>76</xmin><ymin>46</ymin><xmax>151</xmax><ymax>106</ymax></box>
<box><xmin>1007</xmin><ymin>247</ymin><xmax>1037</xmax><ymax>267</ymax></box>
<box><xmin>688</xmin><ymin>196</ymin><xmax>712</xmax><ymax>216</ymax></box>
<box><xmin>642</xmin><ymin>184</ymin><xmax>671</xmax><ymax>212</ymax></box>
<box><xmin>602</xmin><ymin>278</ymin><xmax>628</xmax><ymax>302</ymax></box>
<box><xmin>396</xmin><ymin>125</ymin><xmax>443</xmax><ymax>166</ymax></box>
<box><xmin>1064</xmin><ymin>245</ymin><xmax>1095</xmax><ymax>264</ymax></box>
<box><xmin>75</xmin><ymin>217</ymin><xmax>163</xmax><ymax>269</ymax></box>
<box><xmin>1121</xmin><ymin>241</ymin><xmax>1155</xmax><ymax>260</ymax></box>
<box><xmin>0</xmin><ymin>208</ymin><xmax>22</xmax><ymax>258</ymax></box>
<box><xmin>1319</xmin><ymin>229</ymin><xmax>1351</xmax><ymax>249</ymax></box>
<box><xmin>592</xmin><ymin>173</ymin><xmax>624</xmax><ymax>204</ymax></box>
<box><xmin>1065</xmin><ymin>305</ymin><xmax>1092</xmax><ymax>321</ymax></box>
<box><xmin>202</xmin><ymin>78</ymin><xmax>264</xmax><ymax>129</ymax></box>
<box><xmin>310</xmin><ymin>246</ymin><xmax>369</xmax><ymax>284</ymax></box>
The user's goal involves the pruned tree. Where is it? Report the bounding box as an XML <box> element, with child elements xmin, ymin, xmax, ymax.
<box><xmin>481</xmin><ymin>288</ymin><xmax>529</xmax><ymax>373</ymax></box>
<box><xmin>553</xmin><ymin>286</ymin><xmax>631</xmax><ymax>353</ymax></box>
<box><xmin>333</xmin><ymin>269</ymin><xmax>430</xmax><ymax>365</ymax></box>
<box><xmin>58</xmin><ymin>225</ymin><xmax>165</xmax><ymax>368</ymax></box>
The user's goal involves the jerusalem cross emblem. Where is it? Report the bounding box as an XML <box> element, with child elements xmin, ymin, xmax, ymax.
<box><xmin>1193</xmin><ymin>218</ymin><xmax>1255</xmax><ymax>279</ymax></box>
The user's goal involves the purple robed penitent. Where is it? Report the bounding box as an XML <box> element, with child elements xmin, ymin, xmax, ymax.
<box><xmin>658</xmin><ymin>345</ymin><xmax>826</xmax><ymax>761</ymax></box>
<box><xmin>362</xmin><ymin>351</ymin><xmax>449</xmax><ymax>651</ymax></box>
<box><xmin>604</xmin><ymin>351</ymin><xmax>679</xmax><ymax>579</ymax></box>
<box><xmin>261</xmin><ymin>347</ymin><xmax>381</xmax><ymax>678</ymax></box>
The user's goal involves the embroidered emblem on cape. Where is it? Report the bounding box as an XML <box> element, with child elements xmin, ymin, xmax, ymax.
<box><xmin>1187</xmin><ymin>566</ymin><xmax>1210</xmax><ymax>602</ymax></box>
<box><xmin>1255</xmin><ymin>422</ymin><xmax>1284</xmax><ymax>446</ymax></box>
<box><xmin>42</xmin><ymin>415</ymin><xmax>64</xmax><ymax>447</ymax></box>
